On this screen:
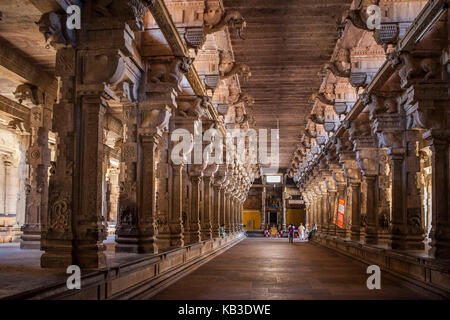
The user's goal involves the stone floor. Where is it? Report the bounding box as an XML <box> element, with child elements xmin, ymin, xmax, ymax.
<box><xmin>152</xmin><ymin>238</ymin><xmax>432</xmax><ymax>300</ymax></box>
<box><xmin>0</xmin><ymin>236</ymin><xmax>135</xmax><ymax>299</ymax></box>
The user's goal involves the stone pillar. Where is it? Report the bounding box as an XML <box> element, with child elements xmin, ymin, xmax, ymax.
<box><xmin>212</xmin><ymin>180</ymin><xmax>221</xmax><ymax>238</ymax></box>
<box><xmin>170</xmin><ymin>163</ymin><xmax>184</xmax><ymax>248</ymax></box>
<box><xmin>239</xmin><ymin>199</ymin><xmax>243</xmax><ymax>231</ymax></box>
<box><xmin>343</xmin><ymin>185</ymin><xmax>352</xmax><ymax>240</ymax></box>
<box><xmin>378</xmin><ymin>130</ymin><xmax>424</xmax><ymax>250</ymax></box>
<box><xmin>201</xmin><ymin>174</ymin><xmax>214</xmax><ymax>240</ymax></box>
<box><xmin>187</xmin><ymin>170</ymin><xmax>202</xmax><ymax>243</ymax></box>
<box><xmin>182</xmin><ymin>169</ymin><xmax>191</xmax><ymax>241</ymax></box>
<box><xmin>402</xmin><ymin>79</ymin><xmax>450</xmax><ymax>257</ymax></box>
<box><xmin>388</xmin><ymin>150</ymin><xmax>408</xmax><ymax>250</ymax></box>
<box><xmin>3</xmin><ymin>160</ymin><xmax>11</xmax><ymax>214</ymax></box>
<box><xmin>78</xmin><ymin>96</ymin><xmax>109</xmax><ymax>267</ymax></box>
<box><xmin>281</xmin><ymin>190</ymin><xmax>287</xmax><ymax>231</ymax></box>
<box><xmin>40</xmin><ymin>48</ymin><xmax>77</xmax><ymax>268</ymax></box>
<box><xmin>19</xmin><ymin>94</ymin><xmax>52</xmax><ymax>249</ymax></box>
<box><xmin>225</xmin><ymin>190</ymin><xmax>232</xmax><ymax>234</ymax></box>
<box><xmin>229</xmin><ymin>196</ymin><xmax>235</xmax><ymax>233</ymax></box>
<box><xmin>155</xmin><ymin>133</ymin><xmax>171</xmax><ymax>250</ymax></box>
<box><xmin>106</xmin><ymin>166</ymin><xmax>120</xmax><ymax>223</ymax></box>
<box><xmin>313</xmin><ymin>186</ymin><xmax>322</xmax><ymax>231</ymax></box>
<box><xmin>233</xmin><ymin>196</ymin><xmax>238</xmax><ymax>233</ymax></box>
<box><xmin>349</xmin><ymin>181</ymin><xmax>363</xmax><ymax>242</ymax></box>
<box><xmin>261</xmin><ymin>186</ymin><xmax>266</xmax><ymax>229</ymax></box>
<box><xmin>116</xmin><ymin>103</ymin><xmax>139</xmax><ymax>252</ymax></box>
<box><xmin>338</xmin><ymin>135</ymin><xmax>361</xmax><ymax>241</ymax></box>
<box><xmin>328</xmin><ymin>191</ymin><xmax>337</xmax><ymax>236</ymax></box>
<box><xmin>219</xmin><ymin>186</ymin><xmax>227</xmax><ymax>231</ymax></box>
<box><xmin>318</xmin><ymin>181</ymin><xmax>328</xmax><ymax>234</ymax></box>
<box><xmin>40</xmin><ymin>1</ymin><xmax>147</xmax><ymax>267</ymax></box>
<box><xmin>364</xmin><ymin>175</ymin><xmax>378</xmax><ymax>244</ymax></box>
<box><xmin>429</xmin><ymin>135</ymin><xmax>450</xmax><ymax>258</ymax></box>
<box><xmin>225</xmin><ymin>179</ymin><xmax>234</xmax><ymax>234</ymax></box>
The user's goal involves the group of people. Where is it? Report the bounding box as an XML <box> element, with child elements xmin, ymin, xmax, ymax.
<box><xmin>263</xmin><ymin>225</ymin><xmax>283</xmax><ymax>238</ymax></box>
<box><xmin>263</xmin><ymin>223</ymin><xmax>318</xmax><ymax>242</ymax></box>
<box><xmin>287</xmin><ymin>223</ymin><xmax>318</xmax><ymax>242</ymax></box>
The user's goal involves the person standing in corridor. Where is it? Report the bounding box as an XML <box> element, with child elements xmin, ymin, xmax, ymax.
<box><xmin>299</xmin><ymin>223</ymin><xmax>305</xmax><ymax>240</ymax></box>
<box><xmin>288</xmin><ymin>224</ymin><xmax>295</xmax><ymax>243</ymax></box>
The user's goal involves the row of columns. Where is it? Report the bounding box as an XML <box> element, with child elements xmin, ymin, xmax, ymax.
<box><xmin>11</xmin><ymin>1</ymin><xmax>255</xmax><ymax>269</ymax></box>
<box><xmin>298</xmin><ymin>53</ymin><xmax>450</xmax><ymax>258</ymax></box>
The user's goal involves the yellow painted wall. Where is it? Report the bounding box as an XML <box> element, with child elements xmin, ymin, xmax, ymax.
<box><xmin>243</xmin><ymin>210</ymin><xmax>261</xmax><ymax>230</ymax></box>
<box><xmin>286</xmin><ymin>209</ymin><xmax>305</xmax><ymax>227</ymax></box>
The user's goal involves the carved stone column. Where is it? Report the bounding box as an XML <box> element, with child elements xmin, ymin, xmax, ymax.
<box><xmin>182</xmin><ymin>169</ymin><xmax>191</xmax><ymax>241</ymax></box>
<box><xmin>169</xmin><ymin>163</ymin><xmax>184</xmax><ymax>248</ymax></box>
<box><xmin>403</xmin><ymin>80</ymin><xmax>450</xmax><ymax>257</ymax></box>
<box><xmin>354</xmin><ymin>116</ymin><xmax>380</xmax><ymax>244</ymax></box>
<box><xmin>116</xmin><ymin>102</ymin><xmax>139</xmax><ymax>252</ymax></box>
<box><xmin>339</xmin><ymin>136</ymin><xmax>362</xmax><ymax>241</ymax></box>
<box><xmin>282</xmin><ymin>187</ymin><xmax>288</xmax><ymax>232</ymax></box>
<box><xmin>374</xmin><ymin>111</ymin><xmax>424</xmax><ymax>250</ymax></box>
<box><xmin>18</xmin><ymin>88</ymin><xmax>52</xmax><ymax>249</ymax></box>
<box><xmin>261</xmin><ymin>185</ymin><xmax>266</xmax><ymax>230</ymax></box>
<box><xmin>40</xmin><ymin>1</ymin><xmax>147</xmax><ymax>268</ymax></box>
<box><xmin>429</xmin><ymin>135</ymin><xmax>450</xmax><ymax>258</ymax></box>
<box><xmin>77</xmin><ymin>95</ymin><xmax>109</xmax><ymax>266</ymax></box>
<box><xmin>202</xmin><ymin>174</ymin><xmax>214</xmax><ymax>240</ymax></box>
<box><xmin>225</xmin><ymin>176</ymin><xmax>235</xmax><ymax>234</ymax></box>
<box><xmin>224</xmin><ymin>189</ymin><xmax>231</xmax><ymax>234</ymax></box>
<box><xmin>212</xmin><ymin>179</ymin><xmax>221</xmax><ymax>238</ymax></box>
<box><xmin>155</xmin><ymin>132</ymin><xmax>171</xmax><ymax>250</ymax></box>
<box><xmin>40</xmin><ymin>48</ymin><xmax>77</xmax><ymax>268</ymax></box>
<box><xmin>187</xmin><ymin>166</ymin><xmax>202</xmax><ymax>244</ymax></box>
<box><xmin>231</xmin><ymin>195</ymin><xmax>237</xmax><ymax>233</ymax></box>
<box><xmin>213</xmin><ymin>163</ymin><xmax>228</xmax><ymax>238</ymax></box>
<box><xmin>318</xmin><ymin>182</ymin><xmax>329</xmax><ymax>234</ymax></box>
<box><xmin>349</xmin><ymin>180</ymin><xmax>362</xmax><ymax>242</ymax></box>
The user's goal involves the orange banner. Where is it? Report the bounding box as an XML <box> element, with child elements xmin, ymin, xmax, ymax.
<box><xmin>337</xmin><ymin>198</ymin><xmax>345</xmax><ymax>229</ymax></box>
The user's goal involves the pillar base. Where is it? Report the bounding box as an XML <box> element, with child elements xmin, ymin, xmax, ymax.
<box><xmin>364</xmin><ymin>232</ymin><xmax>379</xmax><ymax>245</ymax></box>
<box><xmin>429</xmin><ymin>245</ymin><xmax>450</xmax><ymax>260</ymax></box>
<box><xmin>184</xmin><ymin>231</ymin><xmax>201</xmax><ymax>244</ymax></box>
<box><xmin>343</xmin><ymin>227</ymin><xmax>352</xmax><ymax>240</ymax></box>
<box><xmin>20</xmin><ymin>233</ymin><xmax>41</xmax><ymax>250</ymax></box>
<box><xmin>20</xmin><ymin>224</ymin><xmax>41</xmax><ymax>249</ymax></box>
<box><xmin>40</xmin><ymin>241</ymin><xmax>74</xmax><ymax>269</ymax></box>
<box><xmin>169</xmin><ymin>235</ymin><xmax>184</xmax><ymax>248</ymax></box>
<box><xmin>351</xmin><ymin>226</ymin><xmax>363</xmax><ymax>242</ymax></box>
<box><xmin>201</xmin><ymin>228</ymin><xmax>212</xmax><ymax>241</ymax></box>
<box><xmin>75</xmin><ymin>251</ymin><xmax>107</xmax><ymax>269</ymax></box>
<box><xmin>116</xmin><ymin>236</ymin><xmax>158</xmax><ymax>254</ymax></box>
<box><xmin>390</xmin><ymin>235</ymin><xmax>425</xmax><ymax>251</ymax></box>
<box><xmin>115</xmin><ymin>228</ymin><xmax>140</xmax><ymax>253</ymax></box>
<box><xmin>156</xmin><ymin>233</ymin><xmax>171</xmax><ymax>251</ymax></box>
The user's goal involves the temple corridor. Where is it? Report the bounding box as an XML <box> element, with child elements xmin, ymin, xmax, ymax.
<box><xmin>0</xmin><ymin>0</ymin><xmax>449</xmax><ymax>301</ymax></box>
<box><xmin>151</xmin><ymin>239</ymin><xmax>429</xmax><ymax>300</ymax></box>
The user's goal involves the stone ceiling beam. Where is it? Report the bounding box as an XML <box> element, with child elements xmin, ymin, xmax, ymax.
<box><xmin>147</xmin><ymin>0</ymin><xmax>225</xmax><ymax>136</ymax></box>
<box><xmin>302</xmin><ymin>0</ymin><xmax>450</xmax><ymax>176</ymax></box>
<box><xmin>0</xmin><ymin>38</ymin><xmax>57</xmax><ymax>98</ymax></box>
<box><xmin>0</xmin><ymin>94</ymin><xmax>30</xmax><ymax>122</ymax></box>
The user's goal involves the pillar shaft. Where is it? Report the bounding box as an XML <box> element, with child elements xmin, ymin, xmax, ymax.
<box><xmin>170</xmin><ymin>164</ymin><xmax>184</xmax><ymax>248</ymax></box>
<box><xmin>201</xmin><ymin>176</ymin><xmax>213</xmax><ymax>240</ymax></box>
<box><xmin>187</xmin><ymin>175</ymin><xmax>202</xmax><ymax>243</ymax></box>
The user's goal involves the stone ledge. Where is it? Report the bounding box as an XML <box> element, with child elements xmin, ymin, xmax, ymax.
<box><xmin>3</xmin><ymin>233</ymin><xmax>245</xmax><ymax>300</ymax></box>
<box><xmin>311</xmin><ymin>234</ymin><xmax>450</xmax><ymax>299</ymax></box>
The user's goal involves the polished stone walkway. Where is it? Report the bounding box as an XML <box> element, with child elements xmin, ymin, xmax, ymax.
<box><xmin>152</xmin><ymin>238</ymin><xmax>431</xmax><ymax>300</ymax></box>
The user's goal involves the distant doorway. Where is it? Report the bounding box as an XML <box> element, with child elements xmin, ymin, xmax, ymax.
<box><xmin>269</xmin><ymin>212</ymin><xmax>277</xmax><ymax>227</ymax></box>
